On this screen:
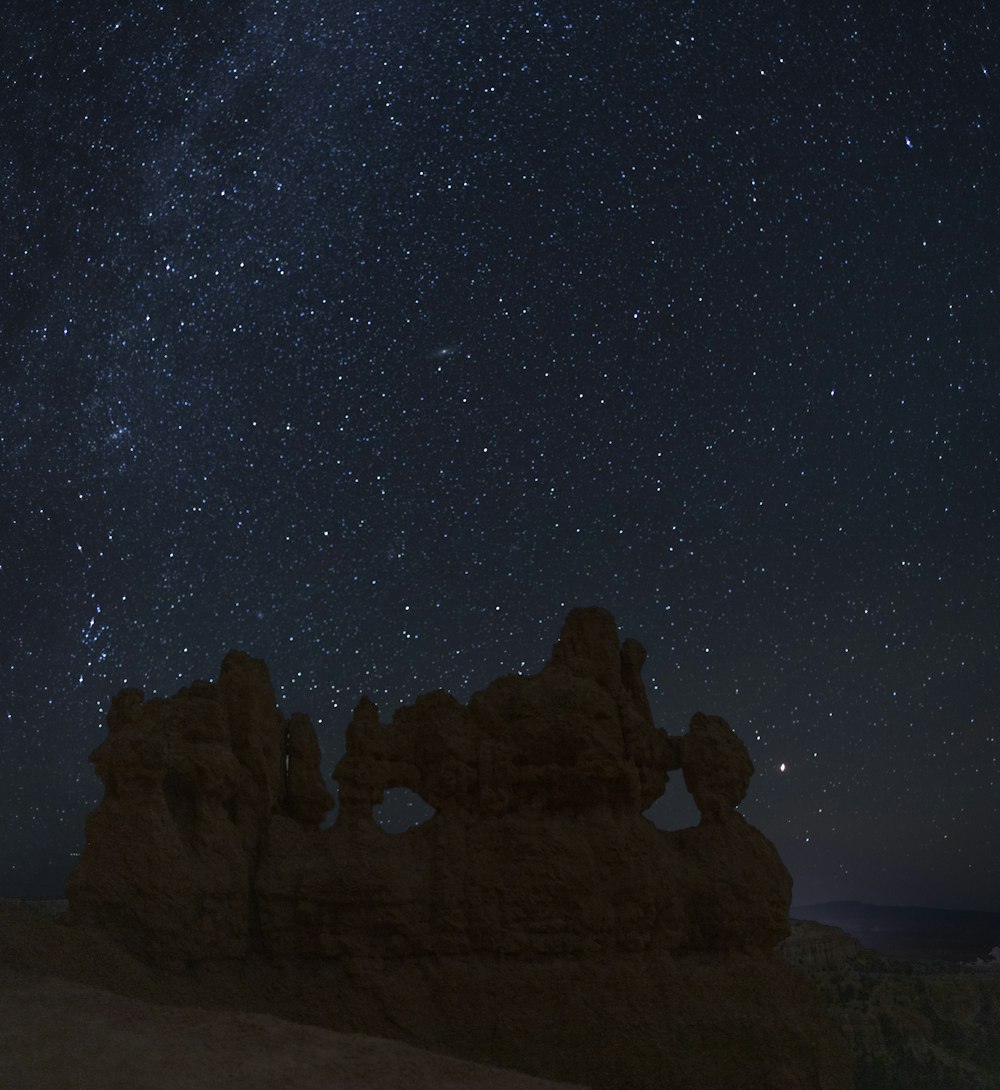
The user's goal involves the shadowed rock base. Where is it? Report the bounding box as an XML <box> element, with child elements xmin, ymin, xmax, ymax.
<box><xmin>65</xmin><ymin>607</ymin><xmax>851</xmax><ymax>1089</ymax></box>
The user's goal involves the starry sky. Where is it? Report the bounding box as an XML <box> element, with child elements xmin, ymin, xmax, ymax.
<box><xmin>2</xmin><ymin>1</ymin><xmax>997</xmax><ymax>909</ymax></box>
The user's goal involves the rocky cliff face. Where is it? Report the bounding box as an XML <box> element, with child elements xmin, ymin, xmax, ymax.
<box><xmin>65</xmin><ymin>650</ymin><xmax>333</xmax><ymax>961</ymax></box>
<box><xmin>783</xmin><ymin>920</ymin><xmax>1000</xmax><ymax>1090</ymax></box>
<box><xmin>66</xmin><ymin>607</ymin><xmax>851</xmax><ymax>1089</ymax></box>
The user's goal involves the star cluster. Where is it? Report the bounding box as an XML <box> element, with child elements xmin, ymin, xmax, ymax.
<box><xmin>2</xmin><ymin>1</ymin><xmax>997</xmax><ymax>907</ymax></box>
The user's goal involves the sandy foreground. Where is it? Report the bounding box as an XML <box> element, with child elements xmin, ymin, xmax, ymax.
<box><xmin>0</xmin><ymin>901</ymin><xmax>586</xmax><ymax>1090</ymax></box>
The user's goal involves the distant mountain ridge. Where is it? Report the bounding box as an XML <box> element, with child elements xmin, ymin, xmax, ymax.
<box><xmin>793</xmin><ymin>901</ymin><xmax>1000</xmax><ymax>963</ymax></box>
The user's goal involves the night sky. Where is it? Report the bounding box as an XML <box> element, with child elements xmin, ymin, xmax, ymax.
<box><xmin>2</xmin><ymin>2</ymin><xmax>997</xmax><ymax>910</ymax></box>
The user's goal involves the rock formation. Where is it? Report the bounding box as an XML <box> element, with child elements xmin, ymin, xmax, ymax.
<box><xmin>66</xmin><ymin>607</ymin><xmax>851</xmax><ymax>1089</ymax></box>
<box><xmin>66</xmin><ymin>650</ymin><xmax>332</xmax><ymax>961</ymax></box>
<box><xmin>68</xmin><ymin>607</ymin><xmax>787</xmax><ymax>961</ymax></box>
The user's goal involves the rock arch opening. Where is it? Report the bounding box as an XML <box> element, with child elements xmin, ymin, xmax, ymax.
<box><xmin>643</xmin><ymin>774</ymin><xmax>701</xmax><ymax>831</ymax></box>
<box><xmin>373</xmin><ymin>787</ymin><xmax>436</xmax><ymax>834</ymax></box>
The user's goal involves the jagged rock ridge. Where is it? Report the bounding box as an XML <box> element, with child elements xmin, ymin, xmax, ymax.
<box><xmin>67</xmin><ymin>607</ymin><xmax>788</xmax><ymax>962</ymax></box>
<box><xmin>65</xmin><ymin>607</ymin><xmax>851</xmax><ymax>1089</ymax></box>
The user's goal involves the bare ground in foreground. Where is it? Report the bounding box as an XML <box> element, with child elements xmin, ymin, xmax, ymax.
<box><xmin>0</xmin><ymin>901</ymin><xmax>585</xmax><ymax>1090</ymax></box>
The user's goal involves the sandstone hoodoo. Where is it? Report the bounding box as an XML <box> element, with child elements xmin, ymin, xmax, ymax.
<box><xmin>66</xmin><ymin>607</ymin><xmax>851</xmax><ymax>1089</ymax></box>
<box><xmin>67</xmin><ymin>607</ymin><xmax>787</xmax><ymax>961</ymax></box>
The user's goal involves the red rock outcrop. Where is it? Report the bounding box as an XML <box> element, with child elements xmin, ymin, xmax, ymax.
<box><xmin>66</xmin><ymin>650</ymin><xmax>331</xmax><ymax>961</ymax></box>
<box><xmin>65</xmin><ymin>607</ymin><xmax>851</xmax><ymax>1089</ymax></box>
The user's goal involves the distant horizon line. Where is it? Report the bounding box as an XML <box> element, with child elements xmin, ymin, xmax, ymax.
<box><xmin>792</xmin><ymin>899</ymin><xmax>1000</xmax><ymax>915</ymax></box>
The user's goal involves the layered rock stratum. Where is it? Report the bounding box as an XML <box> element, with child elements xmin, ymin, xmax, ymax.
<box><xmin>61</xmin><ymin>606</ymin><xmax>851</xmax><ymax>1089</ymax></box>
